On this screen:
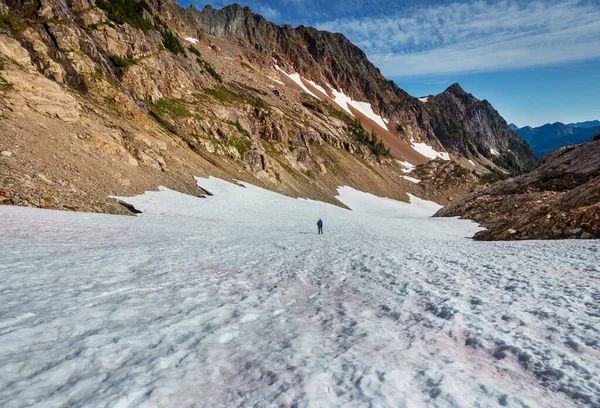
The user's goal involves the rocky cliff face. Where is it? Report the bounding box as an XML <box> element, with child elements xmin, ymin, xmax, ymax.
<box><xmin>425</xmin><ymin>84</ymin><xmax>536</xmax><ymax>172</ymax></box>
<box><xmin>435</xmin><ymin>137</ymin><xmax>600</xmax><ymax>240</ymax></box>
<box><xmin>186</xmin><ymin>4</ymin><xmax>536</xmax><ymax>172</ymax></box>
<box><xmin>1</xmin><ymin>0</ymin><xmax>533</xmax><ymax>214</ymax></box>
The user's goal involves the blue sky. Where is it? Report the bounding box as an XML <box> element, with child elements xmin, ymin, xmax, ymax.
<box><xmin>178</xmin><ymin>0</ymin><xmax>600</xmax><ymax>127</ymax></box>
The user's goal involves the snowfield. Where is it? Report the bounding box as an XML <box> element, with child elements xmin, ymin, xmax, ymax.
<box><xmin>411</xmin><ymin>140</ymin><xmax>451</xmax><ymax>161</ymax></box>
<box><xmin>1</xmin><ymin>177</ymin><xmax>599</xmax><ymax>408</ymax></box>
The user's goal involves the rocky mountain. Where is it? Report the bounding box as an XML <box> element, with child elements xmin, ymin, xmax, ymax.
<box><xmin>435</xmin><ymin>132</ymin><xmax>600</xmax><ymax>240</ymax></box>
<box><xmin>514</xmin><ymin>122</ymin><xmax>599</xmax><ymax>157</ymax></box>
<box><xmin>0</xmin><ymin>0</ymin><xmax>534</xmax><ymax>213</ymax></box>
<box><xmin>423</xmin><ymin>84</ymin><xmax>536</xmax><ymax>173</ymax></box>
<box><xmin>508</xmin><ymin>123</ymin><xmax>519</xmax><ymax>131</ymax></box>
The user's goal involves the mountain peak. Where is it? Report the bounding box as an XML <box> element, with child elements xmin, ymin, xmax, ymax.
<box><xmin>445</xmin><ymin>83</ymin><xmax>466</xmax><ymax>94</ymax></box>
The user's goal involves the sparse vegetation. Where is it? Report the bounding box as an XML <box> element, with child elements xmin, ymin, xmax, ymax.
<box><xmin>227</xmin><ymin>135</ymin><xmax>252</xmax><ymax>155</ymax></box>
<box><xmin>33</xmin><ymin>17</ymin><xmax>62</xmax><ymax>25</ymax></box>
<box><xmin>251</xmin><ymin>97</ymin><xmax>266</xmax><ymax>110</ymax></box>
<box><xmin>279</xmin><ymin>160</ymin><xmax>298</xmax><ymax>177</ymax></box>
<box><xmin>0</xmin><ymin>59</ymin><xmax>13</xmax><ymax>91</ymax></box>
<box><xmin>92</xmin><ymin>67</ymin><xmax>104</xmax><ymax>79</ymax></box>
<box><xmin>479</xmin><ymin>166</ymin><xmax>510</xmax><ymax>184</ymax></box>
<box><xmin>218</xmin><ymin>121</ymin><xmax>252</xmax><ymax>155</ymax></box>
<box><xmin>161</xmin><ymin>29</ymin><xmax>185</xmax><ymax>55</ymax></box>
<box><xmin>451</xmin><ymin>165</ymin><xmax>470</xmax><ymax>178</ymax></box>
<box><xmin>152</xmin><ymin>98</ymin><xmax>194</xmax><ymax>118</ymax></box>
<box><xmin>489</xmin><ymin>139</ymin><xmax>536</xmax><ymax>175</ymax></box>
<box><xmin>226</xmin><ymin>120</ymin><xmax>251</xmax><ymax>138</ymax></box>
<box><xmin>0</xmin><ymin>57</ymin><xmax>10</xmax><ymax>91</ymax></box>
<box><xmin>0</xmin><ymin>13</ymin><xmax>27</xmax><ymax>34</ymax></box>
<box><xmin>109</xmin><ymin>54</ymin><xmax>137</xmax><ymax>69</ymax></box>
<box><xmin>87</xmin><ymin>23</ymin><xmax>99</xmax><ymax>31</ymax></box>
<box><xmin>202</xmin><ymin>86</ymin><xmax>243</xmax><ymax>104</ymax></box>
<box><xmin>348</xmin><ymin>118</ymin><xmax>391</xmax><ymax>158</ymax></box>
<box><xmin>396</xmin><ymin>124</ymin><xmax>404</xmax><ymax>133</ymax></box>
<box><xmin>95</xmin><ymin>0</ymin><xmax>153</xmax><ymax>31</ymax></box>
<box><xmin>0</xmin><ymin>76</ymin><xmax>12</xmax><ymax>91</ymax></box>
<box><xmin>288</xmin><ymin>139</ymin><xmax>297</xmax><ymax>152</ymax></box>
<box><xmin>240</xmin><ymin>61</ymin><xmax>253</xmax><ymax>70</ymax></box>
<box><xmin>197</xmin><ymin>58</ymin><xmax>222</xmax><ymax>82</ymax></box>
<box><xmin>188</xmin><ymin>46</ymin><xmax>201</xmax><ymax>57</ymax></box>
<box><xmin>326</xmin><ymin>103</ymin><xmax>354</xmax><ymax>126</ymax></box>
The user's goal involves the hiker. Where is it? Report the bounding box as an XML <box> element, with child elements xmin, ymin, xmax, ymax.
<box><xmin>317</xmin><ymin>218</ymin><xmax>323</xmax><ymax>234</ymax></box>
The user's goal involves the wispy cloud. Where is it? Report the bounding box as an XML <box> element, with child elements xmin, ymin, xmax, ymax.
<box><xmin>316</xmin><ymin>0</ymin><xmax>600</xmax><ymax>76</ymax></box>
<box><xmin>257</xmin><ymin>5</ymin><xmax>280</xmax><ymax>21</ymax></box>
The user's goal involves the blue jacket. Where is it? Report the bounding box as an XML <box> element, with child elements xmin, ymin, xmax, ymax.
<box><xmin>317</xmin><ymin>219</ymin><xmax>323</xmax><ymax>227</ymax></box>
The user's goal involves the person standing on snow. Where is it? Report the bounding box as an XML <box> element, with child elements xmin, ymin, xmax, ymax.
<box><xmin>317</xmin><ymin>218</ymin><xmax>323</xmax><ymax>234</ymax></box>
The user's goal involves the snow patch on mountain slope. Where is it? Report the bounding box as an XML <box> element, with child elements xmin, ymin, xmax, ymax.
<box><xmin>184</xmin><ymin>37</ymin><xmax>199</xmax><ymax>44</ymax></box>
<box><xmin>274</xmin><ymin>65</ymin><xmax>320</xmax><ymax>99</ymax></box>
<box><xmin>325</xmin><ymin>85</ymin><xmax>389</xmax><ymax>130</ymax></box>
<box><xmin>403</xmin><ymin>176</ymin><xmax>421</xmax><ymax>184</ymax></box>
<box><xmin>304</xmin><ymin>79</ymin><xmax>328</xmax><ymax>96</ymax></box>
<box><xmin>347</xmin><ymin>100</ymin><xmax>388</xmax><ymax>130</ymax></box>
<box><xmin>0</xmin><ymin>177</ymin><xmax>598</xmax><ymax>408</ymax></box>
<box><xmin>272</xmin><ymin>67</ymin><xmax>389</xmax><ymax>131</ymax></box>
<box><xmin>418</xmin><ymin>96</ymin><xmax>430</xmax><ymax>102</ymax></box>
<box><xmin>411</xmin><ymin>140</ymin><xmax>451</xmax><ymax>161</ymax></box>
<box><xmin>327</xmin><ymin>85</ymin><xmax>354</xmax><ymax>116</ymax></box>
<box><xmin>397</xmin><ymin>160</ymin><xmax>416</xmax><ymax>173</ymax></box>
<box><xmin>490</xmin><ymin>148</ymin><xmax>500</xmax><ymax>156</ymax></box>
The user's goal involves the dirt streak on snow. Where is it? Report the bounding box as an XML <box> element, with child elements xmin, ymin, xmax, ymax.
<box><xmin>0</xmin><ymin>177</ymin><xmax>598</xmax><ymax>408</ymax></box>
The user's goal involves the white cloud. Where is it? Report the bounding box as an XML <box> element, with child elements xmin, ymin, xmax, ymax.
<box><xmin>316</xmin><ymin>0</ymin><xmax>600</xmax><ymax>76</ymax></box>
<box><xmin>257</xmin><ymin>5</ymin><xmax>280</xmax><ymax>21</ymax></box>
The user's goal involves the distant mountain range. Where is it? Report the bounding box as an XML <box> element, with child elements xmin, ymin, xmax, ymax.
<box><xmin>568</xmin><ymin>120</ymin><xmax>600</xmax><ymax>129</ymax></box>
<box><xmin>509</xmin><ymin>121</ymin><xmax>600</xmax><ymax>157</ymax></box>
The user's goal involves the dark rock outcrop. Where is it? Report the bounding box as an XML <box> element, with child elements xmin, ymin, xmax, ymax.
<box><xmin>435</xmin><ymin>137</ymin><xmax>600</xmax><ymax>240</ymax></box>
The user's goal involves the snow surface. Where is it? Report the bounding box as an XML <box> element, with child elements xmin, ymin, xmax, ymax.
<box><xmin>411</xmin><ymin>141</ymin><xmax>451</xmax><ymax>161</ymax></box>
<box><xmin>418</xmin><ymin>96</ymin><xmax>430</xmax><ymax>103</ymax></box>
<box><xmin>184</xmin><ymin>37</ymin><xmax>199</xmax><ymax>44</ymax></box>
<box><xmin>274</xmin><ymin>65</ymin><xmax>320</xmax><ymax>100</ymax></box>
<box><xmin>468</xmin><ymin>159</ymin><xmax>475</xmax><ymax>167</ymax></box>
<box><xmin>304</xmin><ymin>79</ymin><xmax>328</xmax><ymax>97</ymax></box>
<box><xmin>403</xmin><ymin>175</ymin><xmax>422</xmax><ymax>184</ymax></box>
<box><xmin>490</xmin><ymin>148</ymin><xmax>500</xmax><ymax>156</ymax></box>
<box><xmin>326</xmin><ymin>85</ymin><xmax>388</xmax><ymax>130</ymax></box>
<box><xmin>327</xmin><ymin>85</ymin><xmax>354</xmax><ymax>116</ymax></box>
<box><xmin>1</xmin><ymin>177</ymin><xmax>599</xmax><ymax>407</ymax></box>
<box><xmin>397</xmin><ymin>160</ymin><xmax>417</xmax><ymax>173</ymax></box>
<box><xmin>347</xmin><ymin>100</ymin><xmax>388</xmax><ymax>130</ymax></box>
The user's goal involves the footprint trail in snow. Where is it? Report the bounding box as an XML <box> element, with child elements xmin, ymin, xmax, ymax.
<box><xmin>0</xmin><ymin>177</ymin><xmax>598</xmax><ymax>407</ymax></box>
